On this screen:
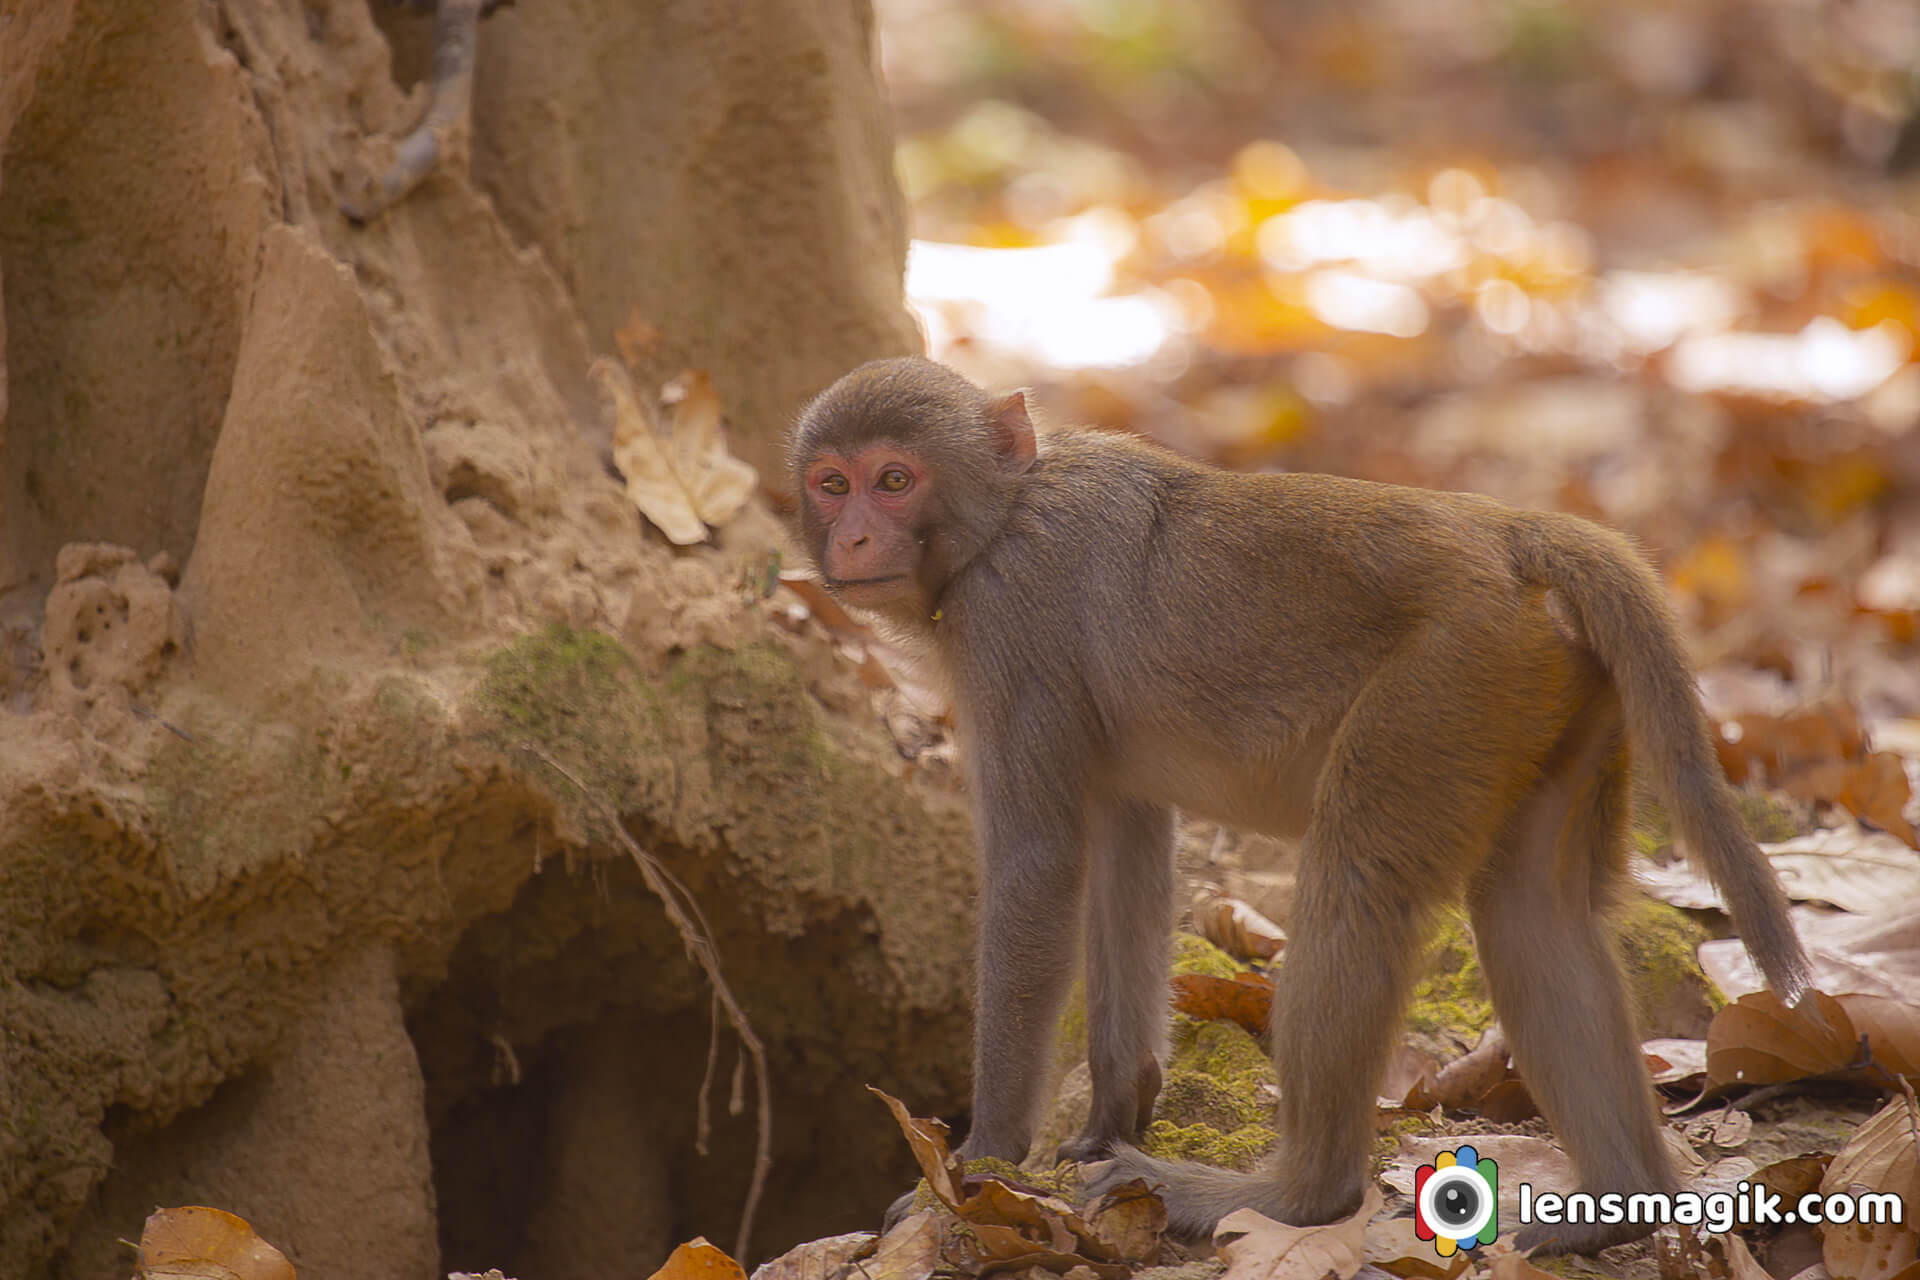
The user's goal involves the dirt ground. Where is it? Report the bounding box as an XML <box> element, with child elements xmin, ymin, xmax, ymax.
<box><xmin>0</xmin><ymin>2</ymin><xmax>970</xmax><ymax>1276</ymax></box>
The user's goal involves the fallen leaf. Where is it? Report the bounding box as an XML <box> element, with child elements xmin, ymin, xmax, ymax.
<box><xmin>1425</xmin><ymin>1026</ymin><xmax>1511</xmax><ymax>1111</ymax></box>
<box><xmin>1085</xmin><ymin>1179</ymin><xmax>1168</xmax><ymax>1265</ymax></box>
<box><xmin>1192</xmin><ymin>884</ymin><xmax>1288</xmax><ymax>961</ymax></box>
<box><xmin>646</xmin><ymin>1238</ymin><xmax>747</xmax><ymax>1280</ymax></box>
<box><xmin>1362</xmin><ymin>1216</ymin><xmax>1470</xmax><ymax>1278</ymax></box>
<box><xmin>1704</xmin><ymin>902</ymin><xmax>1920</xmax><ymax>1003</ymax></box>
<box><xmin>749</xmin><ymin>1232</ymin><xmax>875</xmax><ymax>1280</ymax></box>
<box><xmin>1821</xmin><ymin>1096</ymin><xmax>1920</xmax><ymax>1280</ymax></box>
<box><xmin>869</xmin><ymin>1086</ymin><xmax>965</xmax><ymax>1209</ymax></box>
<box><xmin>1830</xmin><ymin>994</ymin><xmax>1920</xmax><ymax>1080</ymax></box>
<box><xmin>1483</xmin><ymin>1246</ymin><xmax>1561</xmax><ymax>1279</ymax></box>
<box><xmin>858</xmin><ymin>1211</ymin><xmax>943</xmax><ymax>1280</ymax></box>
<box><xmin>1705</xmin><ymin>990</ymin><xmax>1858</xmax><ymax>1087</ymax></box>
<box><xmin>1716</xmin><ymin>1231</ymin><xmax>1772</xmax><ymax>1280</ymax></box>
<box><xmin>1216</xmin><ymin>1186</ymin><xmax>1379</xmax><ymax>1280</ymax></box>
<box><xmin>595</xmin><ymin>360</ymin><xmax>756</xmax><ymax>545</ymax></box>
<box><xmin>137</xmin><ymin>1207</ymin><xmax>295</xmax><ymax>1280</ymax></box>
<box><xmin>1647</xmin><ymin>827</ymin><xmax>1920</xmax><ymax>918</ymax></box>
<box><xmin>1751</xmin><ymin>1154</ymin><xmax>1831</xmax><ymax>1203</ymax></box>
<box><xmin>1835</xmin><ymin>752</ymin><xmax>1919</xmax><ymax>847</ymax></box>
<box><xmin>1645</xmin><ymin>1037</ymin><xmax>1709</xmax><ymax>1085</ymax></box>
<box><xmin>1170</xmin><ymin>971</ymin><xmax>1274</xmax><ymax>1038</ymax></box>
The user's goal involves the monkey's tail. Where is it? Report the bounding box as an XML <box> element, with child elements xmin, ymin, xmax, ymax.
<box><xmin>1508</xmin><ymin>514</ymin><xmax>1813</xmax><ymax>1006</ymax></box>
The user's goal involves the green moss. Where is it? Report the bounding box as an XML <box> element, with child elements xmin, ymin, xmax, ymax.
<box><xmin>1633</xmin><ymin>784</ymin><xmax>1804</xmax><ymax>859</ymax></box>
<box><xmin>1168</xmin><ymin>1018</ymin><xmax>1271</xmax><ymax>1081</ymax></box>
<box><xmin>1405</xmin><ymin>908</ymin><xmax>1492</xmax><ymax>1041</ymax></box>
<box><xmin>1617</xmin><ymin>894</ymin><xmax>1719</xmax><ymax>1026</ymax></box>
<box><xmin>1156</xmin><ymin>1069</ymin><xmax>1268</xmax><ymax>1131</ymax></box>
<box><xmin>1141</xmin><ymin>1118</ymin><xmax>1275</xmax><ymax>1171</ymax></box>
<box><xmin>1172</xmin><ymin>932</ymin><xmax>1241</xmax><ymax>980</ymax></box>
<box><xmin>475</xmin><ymin>623</ymin><xmax>661</xmax><ymax>818</ymax></box>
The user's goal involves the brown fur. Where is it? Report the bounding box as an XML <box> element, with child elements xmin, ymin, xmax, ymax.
<box><xmin>789</xmin><ymin>357</ymin><xmax>1812</xmax><ymax>1254</ymax></box>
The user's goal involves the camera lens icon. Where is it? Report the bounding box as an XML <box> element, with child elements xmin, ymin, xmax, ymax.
<box><xmin>1414</xmin><ymin>1145</ymin><xmax>1498</xmax><ymax>1255</ymax></box>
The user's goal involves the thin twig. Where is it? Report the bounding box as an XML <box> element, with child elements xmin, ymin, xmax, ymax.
<box><xmin>522</xmin><ymin>746</ymin><xmax>773</xmax><ymax>1262</ymax></box>
<box><xmin>697</xmin><ymin>991</ymin><xmax>720</xmax><ymax>1156</ymax></box>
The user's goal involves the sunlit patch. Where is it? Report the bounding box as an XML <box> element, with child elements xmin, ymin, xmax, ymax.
<box><xmin>1669</xmin><ymin>318</ymin><xmax>1913</xmax><ymax>402</ymax></box>
<box><xmin>1258</xmin><ymin>199</ymin><xmax>1467</xmax><ymax>281</ymax></box>
<box><xmin>1303</xmin><ymin>271</ymin><xmax>1428</xmax><ymax>338</ymax></box>
<box><xmin>906</xmin><ymin>238</ymin><xmax>1178</xmax><ymax>369</ymax></box>
<box><xmin>1599</xmin><ymin>271</ymin><xmax>1741</xmax><ymax>353</ymax></box>
<box><xmin>1474</xmin><ymin>279</ymin><xmax>1530</xmax><ymax>336</ymax></box>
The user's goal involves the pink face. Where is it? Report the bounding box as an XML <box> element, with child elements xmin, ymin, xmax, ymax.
<box><xmin>803</xmin><ymin>446</ymin><xmax>932</xmax><ymax>607</ymax></box>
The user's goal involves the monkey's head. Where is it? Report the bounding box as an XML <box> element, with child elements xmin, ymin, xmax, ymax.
<box><xmin>789</xmin><ymin>357</ymin><xmax>1036</xmax><ymax>612</ymax></box>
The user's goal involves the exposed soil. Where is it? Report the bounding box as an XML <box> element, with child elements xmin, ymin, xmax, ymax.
<box><xmin>0</xmin><ymin>2</ymin><xmax>963</xmax><ymax>1277</ymax></box>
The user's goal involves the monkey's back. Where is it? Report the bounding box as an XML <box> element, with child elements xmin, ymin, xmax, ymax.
<box><xmin>937</xmin><ymin>429</ymin><xmax>1601</xmax><ymax>837</ymax></box>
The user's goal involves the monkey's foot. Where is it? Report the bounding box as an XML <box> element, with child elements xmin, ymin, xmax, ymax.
<box><xmin>1083</xmin><ymin>1147</ymin><xmax>1288</xmax><ymax>1237</ymax></box>
<box><xmin>1514</xmin><ymin>1216</ymin><xmax>1656</xmax><ymax>1255</ymax></box>
<box><xmin>1055</xmin><ymin>1131</ymin><xmax>1123</xmax><ymax>1164</ymax></box>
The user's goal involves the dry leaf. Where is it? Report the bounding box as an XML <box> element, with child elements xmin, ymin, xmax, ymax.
<box><xmin>1706</xmin><ymin>991</ymin><xmax>1858</xmax><ymax>1087</ymax></box>
<box><xmin>1646</xmin><ymin>1037</ymin><xmax>1710</xmax><ymax>1085</ymax></box>
<box><xmin>857</xmin><ymin>1211</ymin><xmax>943</xmax><ymax>1280</ymax></box>
<box><xmin>1216</xmin><ymin>1187</ymin><xmax>1379</xmax><ymax>1280</ymax></box>
<box><xmin>1362</xmin><ymin>1216</ymin><xmax>1471</xmax><ymax>1278</ymax></box>
<box><xmin>1821</xmin><ymin>1096</ymin><xmax>1920</xmax><ymax>1280</ymax></box>
<box><xmin>869</xmin><ymin>1086</ymin><xmax>965</xmax><ymax>1209</ymax></box>
<box><xmin>1426</xmin><ymin>1026</ymin><xmax>1511</xmax><ymax>1111</ymax></box>
<box><xmin>595</xmin><ymin>360</ymin><xmax>756</xmax><ymax>545</ymax></box>
<box><xmin>748</xmin><ymin>1232</ymin><xmax>875</xmax><ymax>1280</ymax></box>
<box><xmin>1170</xmin><ymin>971</ymin><xmax>1274</xmax><ymax>1038</ymax></box>
<box><xmin>1832</xmin><ymin>994</ymin><xmax>1920</xmax><ymax>1079</ymax></box>
<box><xmin>647</xmin><ymin>1239</ymin><xmax>748</xmax><ymax>1280</ymax></box>
<box><xmin>1751</xmin><ymin>1154</ymin><xmax>1831</xmax><ymax>1203</ymax></box>
<box><xmin>1766</xmin><ymin>829</ymin><xmax>1920</xmax><ymax>911</ymax></box>
<box><xmin>1683</xmin><ymin>1106</ymin><xmax>1755</xmax><ymax>1149</ymax></box>
<box><xmin>1192</xmin><ymin>884</ymin><xmax>1288</xmax><ymax>960</ymax></box>
<box><xmin>1085</xmin><ymin>1179</ymin><xmax>1168</xmax><ymax>1265</ymax></box>
<box><xmin>1705</xmin><ymin>903</ymin><xmax>1920</xmax><ymax>1004</ymax></box>
<box><xmin>136</xmin><ymin>1207</ymin><xmax>295</xmax><ymax>1280</ymax></box>
<box><xmin>1483</xmin><ymin>1245</ymin><xmax>1562</xmax><ymax>1279</ymax></box>
<box><xmin>1717</xmin><ymin>1231</ymin><xmax>1773</xmax><ymax>1280</ymax></box>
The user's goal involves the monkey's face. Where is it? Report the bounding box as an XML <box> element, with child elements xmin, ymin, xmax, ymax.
<box><xmin>800</xmin><ymin>445</ymin><xmax>931</xmax><ymax>608</ymax></box>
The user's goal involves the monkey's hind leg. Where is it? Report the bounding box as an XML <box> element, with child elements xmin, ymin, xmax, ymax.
<box><xmin>1469</xmin><ymin>696</ymin><xmax>1677</xmax><ymax>1254</ymax></box>
<box><xmin>1058</xmin><ymin>796</ymin><xmax>1175</xmax><ymax>1163</ymax></box>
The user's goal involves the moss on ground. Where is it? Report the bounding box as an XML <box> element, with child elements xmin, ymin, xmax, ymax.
<box><xmin>475</xmin><ymin>622</ymin><xmax>662</xmax><ymax>816</ymax></box>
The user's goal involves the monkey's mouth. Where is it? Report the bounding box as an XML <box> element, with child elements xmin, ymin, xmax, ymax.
<box><xmin>826</xmin><ymin>575</ymin><xmax>911</xmax><ymax>605</ymax></box>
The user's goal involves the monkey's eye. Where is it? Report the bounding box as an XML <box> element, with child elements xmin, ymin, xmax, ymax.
<box><xmin>877</xmin><ymin>467</ymin><xmax>914</xmax><ymax>493</ymax></box>
<box><xmin>817</xmin><ymin>472</ymin><xmax>850</xmax><ymax>497</ymax></box>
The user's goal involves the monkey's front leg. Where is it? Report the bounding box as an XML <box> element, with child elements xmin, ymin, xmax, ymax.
<box><xmin>957</xmin><ymin>771</ymin><xmax>1089</xmax><ymax>1162</ymax></box>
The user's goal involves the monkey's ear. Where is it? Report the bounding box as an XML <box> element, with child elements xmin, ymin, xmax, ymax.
<box><xmin>987</xmin><ymin>391</ymin><xmax>1038</xmax><ymax>475</ymax></box>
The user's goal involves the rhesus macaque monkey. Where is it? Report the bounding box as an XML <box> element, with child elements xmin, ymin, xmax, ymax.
<box><xmin>789</xmin><ymin>357</ymin><xmax>1812</xmax><ymax>1254</ymax></box>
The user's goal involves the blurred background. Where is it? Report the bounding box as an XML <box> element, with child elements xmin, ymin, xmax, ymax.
<box><xmin>874</xmin><ymin>0</ymin><xmax>1920</xmax><ymax>740</ymax></box>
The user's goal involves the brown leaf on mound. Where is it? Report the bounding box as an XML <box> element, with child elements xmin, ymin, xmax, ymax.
<box><xmin>1171</xmin><ymin>970</ymin><xmax>1274</xmax><ymax>1038</ymax></box>
<box><xmin>136</xmin><ymin>1206</ymin><xmax>295</xmax><ymax>1280</ymax></box>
